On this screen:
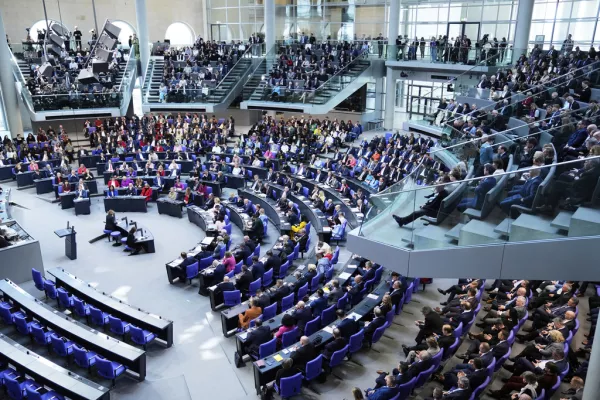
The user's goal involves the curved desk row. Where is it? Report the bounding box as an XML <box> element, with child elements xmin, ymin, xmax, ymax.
<box><xmin>47</xmin><ymin>267</ymin><xmax>173</xmax><ymax>347</ymax></box>
<box><xmin>95</xmin><ymin>158</ymin><xmax>195</xmax><ymax>176</ymax></box>
<box><xmin>0</xmin><ymin>279</ymin><xmax>147</xmax><ymax>380</ymax></box>
<box><xmin>252</xmin><ymin>270</ymin><xmax>391</xmax><ymax>393</ymax></box>
<box><xmin>268</xmin><ymin>183</ymin><xmax>330</xmax><ymax>241</ymax></box>
<box><xmin>235</xmin><ymin>259</ymin><xmax>361</xmax><ymax>358</ymax></box>
<box><xmin>0</xmin><ymin>159</ymin><xmax>60</xmax><ymax>183</ymax></box>
<box><xmin>202</xmin><ymin>161</ymin><xmax>269</xmax><ymax>180</ymax></box>
<box><xmin>205</xmin><ymin>152</ymin><xmax>283</xmax><ymax>170</ymax></box>
<box><xmin>307</xmin><ymin>166</ymin><xmax>377</xmax><ymax>195</ymax></box>
<box><xmin>38</xmin><ymin>178</ymin><xmax>99</xmax><ymax>196</ymax></box>
<box><xmin>0</xmin><ymin>333</ymin><xmax>109</xmax><ymax>400</ymax></box>
<box><xmin>238</xmin><ymin>189</ymin><xmax>292</xmax><ymax>233</ymax></box>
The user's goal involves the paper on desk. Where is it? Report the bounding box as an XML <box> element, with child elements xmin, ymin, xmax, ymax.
<box><xmin>169</xmin><ymin>259</ymin><xmax>183</xmax><ymax>267</ymax></box>
<box><xmin>273</xmin><ymin>354</ymin><xmax>283</xmax><ymax>362</ymax></box>
<box><xmin>347</xmin><ymin>312</ymin><xmax>361</xmax><ymax>321</ymax></box>
<box><xmin>347</xmin><ymin>265</ymin><xmax>357</xmax><ymax>269</ymax></box>
<box><xmin>338</xmin><ymin>272</ymin><xmax>351</xmax><ymax>281</ymax></box>
<box><xmin>323</xmin><ymin>287</ymin><xmax>330</xmax><ymax>293</ymax></box>
<box><xmin>323</xmin><ymin>227</ymin><xmax>332</xmax><ymax>232</ymax></box>
<box><xmin>367</xmin><ymin>294</ymin><xmax>379</xmax><ymax>300</ymax></box>
<box><xmin>239</xmin><ymin>332</ymin><xmax>248</xmax><ymax>340</ymax></box>
<box><xmin>322</xmin><ymin>326</ymin><xmax>334</xmax><ymax>334</ymax></box>
<box><xmin>201</xmin><ymin>237</ymin><xmax>213</xmax><ymax>245</ymax></box>
<box><xmin>282</xmin><ymin>349</ymin><xmax>290</xmax><ymax>354</ymax></box>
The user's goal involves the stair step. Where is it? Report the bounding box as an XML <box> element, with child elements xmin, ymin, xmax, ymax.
<box><xmin>568</xmin><ymin>207</ymin><xmax>600</xmax><ymax>237</ymax></box>
<box><xmin>494</xmin><ymin>218</ymin><xmax>513</xmax><ymax>236</ymax></box>
<box><xmin>459</xmin><ymin>220</ymin><xmax>504</xmax><ymax>246</ymax></box>
<box><xmin>509</xmin><ymin>214</ymin><xmax>563</xmax><ymax>242</ymax></box>
<box><xmin>414</xmin><ymin>225</ymin><xmax>455</xmax><ymax>250</ymax></box>
<box><xmin>550</xmin><ymin>211</ymin><xmax>574</xmax><ymax>231</ymax></box>
<box><xmin>444</xmin><ymin>223</ymin><xmax>464</xmax><ymax>241</ymax></box>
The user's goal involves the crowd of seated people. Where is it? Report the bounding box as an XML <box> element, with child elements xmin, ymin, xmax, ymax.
<box><xmin>159</xmin><ymin>37</ymin><xmax>250</xmax><ymax>103</ymax></box>
<box><xmin>261</xmin><ymin>36</ymin><xmax>369</xmax><ymax>102</ymax></box>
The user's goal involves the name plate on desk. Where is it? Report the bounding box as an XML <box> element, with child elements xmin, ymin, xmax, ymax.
<box><xmin>323</xmin><ymin>227</ymin><xmax>331</xmax><ymax>232</ymax></box>
<box><xmin>347</xmin><ymin>312</ymin><xmax>361</xmax><ymax>321</ymax></box>
<box><xmin>347</xmin><ymin>265</ymin><xmax>357</xmax><ymax>269</ymax></box>
<box><xmin>338</xmin><ymin>272</ymin><xmax>351</xmax><ymax>281</ymax></box>
<box><xmin>169</xmin><ymin>259</ymin><xmax>182</xmax><ymax>267</ymax></box>
<box><xmin>367</xmin><ymin>294</ymin><xmax>379</xmax><ymax>300</ymax></box>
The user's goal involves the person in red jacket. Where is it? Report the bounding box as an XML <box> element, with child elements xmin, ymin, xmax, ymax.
<box><xmin>107</xmin><ymin>175</ymin><xmax>120</xmax><ymax>188</ymax></box>
<box><xmin>77</xmin><ymin>164</ymin><xmax>87</xmax><ymax>175</ymax></box>
<box><xmin>141</xmin><ymin>183</ymin><xmax>153</xmax><ymax>202</ymax></box>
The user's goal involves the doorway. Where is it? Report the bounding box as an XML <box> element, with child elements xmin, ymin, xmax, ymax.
<box><xmin>446</xmin><ymin>22</ymin><xmax>480</xmax><ymax>43</ymax></box>
<box><xmin>406</xmin><ymin>83</ymin><xmax>444</xmax><ymax>119</ymax></box>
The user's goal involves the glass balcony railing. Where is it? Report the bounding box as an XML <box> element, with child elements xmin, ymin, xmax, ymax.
<box><xmin>359</xmin><ymin>154</ymin><xmax>600</xmax><ymax>251</ymax></box>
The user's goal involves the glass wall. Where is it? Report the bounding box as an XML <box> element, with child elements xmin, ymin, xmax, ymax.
<box><xmin>207</xmin><ymin>0</ymin><xmax>265</xmax><ymax>41</ymax></box>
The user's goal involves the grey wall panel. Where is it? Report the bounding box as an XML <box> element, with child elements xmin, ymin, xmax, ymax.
<box><xmin>501</xmin><ymin>236</ymin><xmax>600</xmax><ymax>281</ymax></box>
<box><xmin>346</xmin><ymin>233</ymin><xmax>409</xmax><ymax>275</ymax></box>
<box><xmin>408</xmin><ymin>245</ymin><xmax>505</xmax><ymax>279</ymax></box>
<box><xmin>0</xmin><ymin>241</ymin><xmax>44</xmax><ymax>284</ymax></box>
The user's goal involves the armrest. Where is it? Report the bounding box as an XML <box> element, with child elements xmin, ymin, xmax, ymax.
<box><xmin>144</xmin><ymin>332</ymin><xmax>154</xmax><ymax>339</ymax></box>
<box><xmin>112</xmin><ymin>363</ymin><xmax>125</xmax><ymax>372</ymax></box>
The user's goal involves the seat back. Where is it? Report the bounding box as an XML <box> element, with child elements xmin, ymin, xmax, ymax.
<box><xmin>404</xmin><ymin>283</ymin><xmax>413</xmax><ymax>304</ymax></box>
<box><xmin>32</xmin><ymin>268</ymin><xmax>45</xmax><ymax>291</ymax></box>
<box><xmin>5</xmin><ymin>376</ymin><xmax>25</xmax><ymax>400</ymax></box>
<box><xmin>321</xmin><ymin>305</ymin><xmax>336</xmax><ymax>326</ymax></box>
<box><xmin>337</xmin><ymin>293</ymin><xmax>349</xmax><ymax>310</ymax></box>
<box><xmin>25</xmin><ymin>386</ymin><xmax>45</xmax><ymax>400</ymax></box>
<box><xmin>278</xmin><ymin>261</ymin><xmax>290</xmax><ymax>279</ymax></box>
<box><xmin>277</xmin><ymin>372</ymin><xmax>303</xmax><ymax>397</ymax></box>
<box><xmin>223</xmin><ymin>290</ymin><xmax>241</xmax><ymax>306</ymax></box>
<box><xmin>414</xmin><ymin>365</ymin><xmax>436</xmax><ymax>389</ymax></box>
<box><xmin>108</xmin><ymin>315</ymin><xmax>125</xmax><ymax>334</ymax></box>
<box><xmin>50</xmin><ymin>333</ymin><xmax>69</xmax><ymax>356</ymax></box>
<box><xmin>309</xmin><ymin>274</ymin><xmax>321</xmax><ymax>293</ymax></box>
<box><xmin>253</xmin><ymin>244</ymin><xmax>260</xmax><ymax>257</ymax></box>
<box><xmin>443</xmin><ymin>338</ymin><xmax>461</xmax><ymax>361</ymax></box>
<box><xmin>249</xmin><ymin>278</ymin><xmax>262</xmax><ymax>297</ymax></box>
<box><xmin>348</xmin><ymin>328</ymin><xmax>365</xmax><ymax>354</ymax></box>
<box><xmin>263</xmin><ymin>303</ymin><xmax>277</xmax><ymax>320</ymax></box>
<box><xmin>329</xmin><ymin>345</ymin><xmax>348</xmax><ymax>368</ymax></box>
<box><xmin>0</xmin><ymin>303</ymin><xmax>16</xmax><ymax>324</ymax></box>
<box><xmin>371</xmin><ymin>322</ymin><xmax>389</xmax><ymax>345</ymax></box>
<box><xmin>494</xmin><ymin>348</ymin><xmax>511</xmax><ymax>372</ymax></box>
<box><xmin>96</xmin><ymin>357</ymin><xmax>115</xmax><ymax>379</ymax></box>
<box><xmin>130</xmin><ymin>325</ymin><xmax>146</xmax><ymax>344</ymax></box>
<box><xmin>331</xmin><ymin>247</ymin><xmax>340</xmax><ymax>264</ymax></box>
<box><xmin>57</xmin><ymin>287</ymin><xmax>72</xmax><ymax>308</ymax></box>
<box><xmin>486</xmin><ymin>358</ymin><xmax>496</xmax><ymax>377</ymax></box>
<box><xmin>304</xmin><ymin>316</ymin><xmax>321</xmax><ymax>336</ymax></box>
<box><xmin>386</xmin><ymin>306</ymin><xmax>396</xmax><ymax>325</ymax></box>
<box><xmin>73</xmin><ymin>344</ymin><xmax>91</xmax><ymax>368</ymax></box>
<box><xmin>469</xmin><ymin>376</ymin><xmax>490</xmax><ymax>400</ymax></box>
<box><xmin>31</xmin><ymin>323</ymin><xmax>48</xmax><ymax>345</ymax></box>
<box><xmin>262</xmin><ymin>269</ymin><xmax>273</xmax><ymax>287</ymax></box>
<box><xmin>73</xmin><ymin>297</ymin><xmax>88</xmax><ymax>317</ymax></box>
<box><xmin>282</xmin><ymin>327</ymin><xmax>299</xmax><ymax>348</ymax></box>
<box><xmin>453</xmin><ymin>322</ymin><xmax>463</xmax><ymax>338</ymax></box>
<box><xmin>44</xmin><ymin>280</ymin><xmax>57</xmax><ymax>299</ymax></box>
<box><xmin>304</xmin><ymin>354</ymin><xmax>323</xmax><ymax>381</ymax></box>
<box><xmin>534</xmin><ymin>389</ymin><xmax>545</xmax><ymax>400</ymax></box>
<box><xmin>281</xmin><ymin>293</ymin><xmax>295</xmax><ymax>312</ymax></box>
<box><xmin>396</xmin><ymin>377</ymin><xmax>416</xmax><ymax>400</ymax></box>
<box><xmin>259</xmin><ymin>337</ymin><xmax>277</xmax><ymax>358</ymax></box>
<box><xmin>297</xmin><ymin>283</ymin><xmax>309</xmax><ymax>300</ymax></box>
<box><xmin>199</xmin><ymin>257</ymin><xmax>213</xmax><ymax>271</ymax></box>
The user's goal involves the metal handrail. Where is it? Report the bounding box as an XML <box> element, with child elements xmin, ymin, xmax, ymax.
<box><xmin>212</xmin><ymin>44</ymin><xmax>256</xmax><ymax>91</ymax></box>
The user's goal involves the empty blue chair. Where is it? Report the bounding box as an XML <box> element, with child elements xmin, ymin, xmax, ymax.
<box><xmin>369</xmin><ymin>322</ymin><xmax>389</xmax><ymax>349</ymax></box>
<box><xmin>0</xmin><ymin>302</ymin><xmax>24</xmax><ymax>325</ymax></box>
<box><xmin>278</xmin><ymin>261</ymin><xmax>290</xmax><ymax>279</ymax></box>
<box><xmin>304</xmin><ymin>316</ymin><xmax>321</xmax><ymax>336</ymax></box>
<box><xmin>234</xmin><ymin>260</ymin><xmax>243</xmax><ymax>274</ymax></box>
<box><xmin>130</xmin><ymin>325</ymin><xmax>157</xmax><ymax>350</ymax></box>
<box><xmin>321</xmin><ymin>305</ymin><xmax>336</xmax><ymax>327</ymax></box>
<box><xmin>309</xmin><ymin>274</ymin><xmax>321</xmax><ymax>293</ymax></box>
<box><xmin>57</xmin><ymin>288</ymin><xmax>74</xmax><ymax>309</ymax></box>
<box><xmin>248</xmin><ymin>278</ymin><xmax>262</xmax><ymax>297</ymax></box>
<box><xmin>287</xmin><ymin>252</ymin><xmax>295</xmax><ymax>266</ymax></box>
<box><xmin>281</xmin><ymin>327</ymin><xmax>299</xmax><ymax>348</ymax></box>
<box><xmin>304</xmin><ymin>354</ymin><xmax>323</xmax><ymax>387</ymax></box>
<box><xmin>337</xmin><ymin>293</ymin><xmax>349</xmax><ymax>311</ymax></box>
<box><xmin>374</xmin><ymin>266</ymin><xmax>383</xmax><ymax>283</ymax></box>
<box><xmin>274</xmin><ymin>372</ymin><xmax>303</xmax><ymax>399</ymax></box>
<box><xmin>404</xmin><ymin>282</ymin><xmax>414</xmax><ymax>304</ymax></box>
<box><xmin>73</xmin><ymin>297</ymin><xmax>90</xmax><ymax>321</ymax></box>
<box><xmin>414</xmin><ymin>365</ymin><xmax>436</xmax><ymax>390</ymax></box>
<box><xmin>26</xmin><ymin>386</ymin><xmax>65</xmax><ymax>400</ymax></box>
<box><xmin>225</xmin><ymin>270</ymin><xmax>234</xmax><ymax>279</ymax></box>
<box><xmin>31</xmin><ymin>268</ymin><xmax>45</xmax><ymax>291</ymax></box>
<box><xmin>297</xmin><ymin>283</ymin><xmax>308</xmax><ymax>301</ymax></box>
<box><xmin>44</xmin><ymin>281</ymin><xmax>58</xmax><ymax>301</ymax></box>
<box><xmin>262</xmin><ymin>269</ymin><xmax>273</xmax><ymax>287</ymax></box>
<box><xmin>96</xmin><ymin>356</ymin><xmax>127</xmax><ymax>387</ymax></box>
<box><xmin>224</xmin><ymin>223</ymin><xmax>232</xmax><ymax>235</ymax></box>
<box><xmin>199</xmin><ymin>257</ymin><xmax>213</xmax><ymax>271</ymax></box>
<box><xmin>223</xmin><ymin>290</ymin><xmax>241</xmax><ymax>307</ymax></box>
<box><xmin>31</xmin><ymin>322</ymin><xmax>52</xmax><ymax>347</ymax></box>
<box><xmin>50</xmin><ymin>333</ymin><xmax>74</xmax><ymax>359</ymax></box>
<box><xmin>73</xmin><ymin>344</ymin><xmax>97</xmax><ymax>372</ymax></box>
<box><xmin>253</xmin><ymin>244</ymin><xmax>260</xmax><ymax>257</ymax></box>
<box><xmin>5</xmin><ymin>375</ymin><xmax>36</xmax><ymax>400</ymax></box>
<box><xmin>431</xmin><ymin>348</ymin><xmax>444</xmax><ymax>369</ymax></box>
<box><xmin>263</xmin><ymin>303</ymin><xmax>277</xmax><ymax>320</ymax></box>
<box><xmin>258</xmin><ymin>337</ymin><xmax>277</xmax><ymax>359</ymax></box>
<box><xmin>13</xmin><ymin>314</ymin><xmax>33</xmax><ymax>336</ymax></box>
<box><xmin>328</xmin><ymin>345</ymin><xmax>348</xmax><ymax>379</ymax></box>
<box><xmin>324</xmin><ymin>266</ymin><xmax>334</xmax><ymax>282</ymax></box>
<box><xmin>331</xmin><ymin>247</ymin><xmax>340</xmax><ymax>265</ymax></box>
<box><xmin>89</xmin><ymin>305</ymin><xmax>110</xmax><ymax>327</ymax></box>
<box><xmin>185</xmin><ymin>262</ymin><xmax>199</xmax><ymax>283</ymax></box>
<box><xmin>108</xmin><ymin>315</ymin><xmax>131</xmax><ymax>339</ymax></box>
<box><xmin>302</xmin><ymin>187</ymin><xmax>309</xmax><ymax>197</ymax></box>
<box><xmin>494</xmin><ymin>349</ymin><xmax>511</xmax><ymax>372</ymax></box>
<box><xmin>281</xmin><ymin>293</ymin><xmax>295</xmax><ymax>312</ymax></box>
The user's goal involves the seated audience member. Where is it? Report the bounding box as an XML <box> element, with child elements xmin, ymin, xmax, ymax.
<box><xmin>456</xmin><ymin>164</ymin><xmax>497</xmax><ymax>212</ymax></box>
<box><xmin>290</xmin><ymin>336</ymin><xmax>317</xmax><ymax>371</ymax></box>
<box><xmin>393</xmin><ymin>184</ymin><xmax>448</xmax><ymax>227</ymax></box>
<box><xmin>238</xmin><ymin>299</ymin><xmax>262</xmax><ymax>330</ymax></box>
<box><xmin>244</xmin><ymin>318</ymin><xmax>272</xmax><ymax>358</ymax></box>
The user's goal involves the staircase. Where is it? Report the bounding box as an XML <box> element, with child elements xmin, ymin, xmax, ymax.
<box><xmin>240</xmin><ymin>59</ymin><xmax>372</xmax><ymax>114</ymax></box>
<box><xmin>144</xmin><ymin>58</ymin><xmax>165</xmax><ymax>103</ymax></box>
<box><xmin>242</xmin><ymin>60</ymin><xmax>266</xmax><ymax>101</ymax></box>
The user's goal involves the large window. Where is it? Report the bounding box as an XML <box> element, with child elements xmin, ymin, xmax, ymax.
<box><xmin>208</xmin><ymin>0</ymin><xmax>264</xmax><ymax>41</ymax></box>
<box><xmin>165</xmin><ymin>22</ymin><xmax>196</xmax><ymax>45</ymax></box>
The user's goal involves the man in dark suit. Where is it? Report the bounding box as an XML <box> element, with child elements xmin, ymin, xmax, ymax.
<box><xmin>364</xmin><ymin>307</ymin><xmax>386</xmax><ymax>343</ymax></box>
<box><xmin>263</xmin><ymin>251</ymin><xmax>282</xmax><ymax>277</ymax></box>
<box><xmin>214</xmin><ymin>276</ymin><xmax>235</xmax><ymax>297</ymax></box>
<box><xmin>270</xmin><ymin>279</ymin><xmax>292</xmax><ymax>305</ymax></box>
<box><xmin>456</xmin><ymin>164</ymin><xmax>497</xmax><ymax>212</ymax></box>
<box><xmin>389</xmin><ymin>280</ymin><xmax>404</xmax><ymax>309</ymax></box>
<box><xmin>530</xmin><ymin>297</ymin><xmax>579</xmax><ymax>329</ymax></box>
<box><xmin>347</xmin><ymin>275</ymin><xmax>366</xmax><ymax>302</ymax></box>
<box><xmin>403</xmin><ymin>324</ymin><xmax>454</xmax><ymax>356</ymax></box>
<box><xmin>393</xmin><ymin>185</ymin><xmax>448</xmax><ymax>227</ymax></box>
<box><xmin>244</xmin><ymin>318</ymin><xmax>272</xmax><ymax>358</ymax></box>
<box><xmin>248</xmin><ymin>216</ymin><xmax>264</xmax><ymax>242</ymax></box>
<box><xmin>445</xmin><ymin>302</ymin><xmax>474</xmax><ymax>328</ymax></box>
<box><xmin>322</xmin><ymin>328</ymin><xmax>347</xmax><ymax>361</ymax></box>
<box><xmin>254</xmin><ymin>289</ymin><xmax>271</xmax><ymax>311</ymax></box>
<box><xmin>236</xmin><ymin>265</ymin><xmax>253</xmax><ymax>295</ymax></box>
<box><xmin>251</xmin><ymin>256</ymin><xmax>265</xmax><ymax>281</ymax></box>
<box><xmin>415</xmin><ymin>306</ymin><xmax>443</xmax><ymax>344</ymax></box>
<box><xmin>456</xmin><ymin>330</ymin><xmax>509</xmax><ymax>366</ymax></box>
<box><xmin>171</xmin><ymin>251</ymin><xmax>196</xmax><ymax>283</ymax></box>
<box><xmin>359</xmin><ymin>261</ymin><xmax>376</xmax><ymax>282</ymax></box>
<box><xmin>499</xmin><ymin>168</ymin><xmax>543</xmax><ymax>216</ymax></box>
<box><xmin>290</xmin><ymin>336</ymin><xmax>317</xmax><ymax>371</ymax></box>
<box><xmin>405</xmin><ymin>351</ymin><xmax>434</xmax><ymax>380</ymax></box>
<box><xmin>336</xmin><ymin>309</ymin><xmax>359</xmax><ymax>340</ymax></box>
<box><xmin>292</xmin><ymin>301</ymin><xmax>313</xmax><ymax>333</ymax></box>
<box><xmin>327</xmin><ymin>280</ymin><xmax>344</xmax><ymax>305</ymax></box>
<box><xmin>441</xmin><ymin>376</ymin><xmax>471</xmax><ymax>400</ymax></box>
<box><xmin>365</xmin><ymin>375</ymin><xmax>398</xmax><ymax>400</ymax></box>
<box><xmin>441</xmin><ymin>358</ymin><xmax>487</xmax><ymax>392</ymax></box>
<box><xmin>503</xmin><ymin>349</ymin><xmax>567</xmax><ymax>377</ymax></box>
<box><xmin>308</xmin><ymin>289</ymin><xmax>328</xmax><ymax>318</ymax></box>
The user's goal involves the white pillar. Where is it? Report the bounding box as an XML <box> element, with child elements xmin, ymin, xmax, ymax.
<box><xmin>265</xmin><ymin>0</ymin><xmax>275</xmax><ymax>53</ymax></box>
<box><xmin>135</xmin><ymin>0</ymin><xmax>150</xmax><ymax>80</ymax></box>
<box><xmin>0</xmin><ymin>13</ymin><xmax>24</xmax><ymax>138</ymax></box>
<box><xmin>583</xmin><ymin>325</ymin><xmax>600</xmax><ymax>400</ymax></box>
<box><xmin>388</xmin><ymin>0</ymin><xmax>400</xmax><ymax>42</ymax></box>
<box><xmin>513</xmin><ymin>0</ymin><xmax>534</xmax><ymax>53</ymax></box>
<box><xmin>384</xmin><ymin>68</ymin><xmax>398</xmax><ymax>130</ymax></box>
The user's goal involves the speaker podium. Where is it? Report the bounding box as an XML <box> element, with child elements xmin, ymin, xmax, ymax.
<box><xmin>54</xmin><ymin>226</ymin><xmax>77</xmax><ymax>260</ymax></box>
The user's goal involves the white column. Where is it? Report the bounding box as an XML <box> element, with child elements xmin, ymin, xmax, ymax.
<box><xmin>135</xmin><ymin>0</ymin><xmax>150</xmax><ymax>80</ymax></box>
<box><xmin>265</xmin><ymin>0</ymin><xmax>275</xmax><ymax>53</ymax></box>
<box><xmin>0</xmin><ymin>13</ymin><xmax>24</xmax><ymax>138</ymax></box>
<box><xmin>513</xmin><ymin>0</ymin><xmax>534</xmax><ymax>53</ymax></box>
<box><xmin>388</xmin><ymin>0</ymin><xmax>400</xmax><ymax>42</ymax></box>
<box><xmin>384</xmin><ymin>68</ymin><xmax>398</xmax><ymax>130</ymax></box>
<box><xmin>583</xmin><ymin>325</ymin><xmax>600</xmax><ymax>400</ymax></box>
